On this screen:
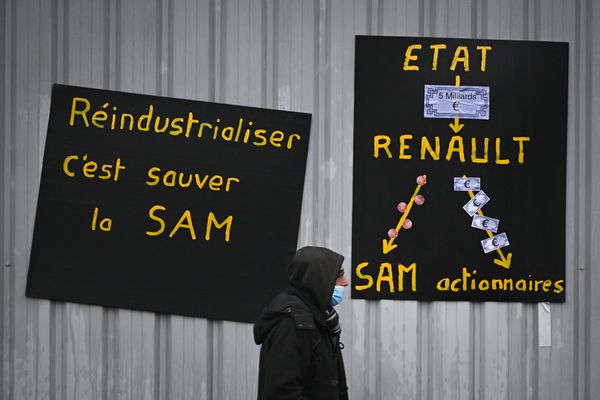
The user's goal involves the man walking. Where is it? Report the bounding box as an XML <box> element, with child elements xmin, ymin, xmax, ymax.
<box><xmin>254</xmin><ymin>246</ymin><xmax>349</xmax><ymax>399</ymax></box>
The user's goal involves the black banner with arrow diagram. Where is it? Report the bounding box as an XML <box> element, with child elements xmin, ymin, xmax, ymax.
<box><xmin>352</xmin><ymin>36</ymin><xmax>567</xmax><ymax>302</ymax></box>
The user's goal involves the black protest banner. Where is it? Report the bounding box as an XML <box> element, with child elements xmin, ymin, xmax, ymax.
<box><xmin>26</xmin><ymin>84</ymin><xmax>311</xmax><ymax>322</ymax></box>
<box><xmin>352</xmin><ymin>36</ymin><xmax>567</xmax><ymax>302</ymax></box>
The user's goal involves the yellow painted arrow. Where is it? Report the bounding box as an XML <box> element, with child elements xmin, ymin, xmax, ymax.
<box><xmin>449</xmin><ymin>118</ymin><xmax>464</xmax><ymax>133</ymax></box>
<box><xmin>382</xmin><ymin>175</ymin><xmax>426</xmax><ymax>254</ymax></box>
<box><xmin>466</xmin><ymin>188</ymin><xmax>512</xmax><ymax>269</ymax></box>
<box><xmin>449</xmin><ymin>75</ymin><xmax>464</xmax><ymax>133</ymax></box>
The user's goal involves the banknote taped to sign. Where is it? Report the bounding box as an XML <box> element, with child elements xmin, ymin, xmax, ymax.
<box><xmin>481</xmin><ymin>233</ymin><xmax>510</xmax><ymax>254</ymax></box>
<box><xmin>424</xmin><ymin>85</ymin><xmax>490</xmax><ymax>119</ymax></box>
<box><xmin>353</xmin><ymin>36</ymin><xmax>567</xmax><ymax>302</ymax></box>
<box><xmin>454</xmin><ymin>177</ymin><xmax>481</xmax><ymax>191</ymax></box>
<box><xmin>471</xmin><ymin>215</ymin><xmax>500</xmax><ymax>233</ymax></box>
<box><xmin>463</xmin><ymin>191</ymin><xmax>491</xmax><ymax>217</ymax></box>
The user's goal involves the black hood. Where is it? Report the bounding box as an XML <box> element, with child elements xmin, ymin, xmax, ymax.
<box><xmin>253</xmin><ymin>246</ymin><xmax>344</xmax><ymax>345</ymax></box>
<box><xmin>287</xmin><ymin>246</ymin><xmax>344</xmax><ymax>313</ymax></box>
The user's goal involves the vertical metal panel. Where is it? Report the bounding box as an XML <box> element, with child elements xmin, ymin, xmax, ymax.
<box><xmin>0</xmin><ymin>0</ymin><xmax>7</xmax><ymax>394</ymax></box>
<box><xmin>477</xmin><ymin>3</ymin><xmax>531</xmax><ymax>399</ymax></box>
<box><xmin>590</xmin><ymin>2</ymin><xmax>600</xmax><ymax>400</ymax></box>
<box><xmin>1</xmin><ymin>0</ymin><xmax>598</xmax><ymax>399</ymax></box>
<box><xmin>421</xmin><ymin>3</ymin><xmax>477</xmax><ymax>400</ymax></box>
<box><xmin>1</xmin><ymin>0</ymin><xmax>10</xmax><ymax>397</ymax></box>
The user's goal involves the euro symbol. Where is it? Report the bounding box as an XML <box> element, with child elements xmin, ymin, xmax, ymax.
<box><xmin>452</xmin><ymin>101</ymin><xmax>460</xmax><ymax>111</ymax></box>
<box><xmin>474</xmin><ymin>199</ymin><xmax>480</xmax><ymax>207</ymax></box>
<box><xmin>492</xmin><ymin>238</ymin><xmax>499</xmax><ymax>246</ymax></box>
<box><xmin>465</xmin><ymin>179</ymin><xmax>470</xmax><ymax>188</ymax></box>
<box><xmin>483</xmin><ymin>219</ymin><xmax>489</xmax><ymax>227</ymax></box>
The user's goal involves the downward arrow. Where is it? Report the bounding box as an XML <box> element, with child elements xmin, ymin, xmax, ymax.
<box><xmin>449</xmin><ymin>75</ymin><xmax>464</xmax><ymax>134</ymax></box>
<box><xmin>382</xmin><ymin>239</ymin><xmax>398</xmax><ymax>255</ymax></box>
<box><xmin>466</xmin><ymin>184</ymin><xmax>512</xmax><ymax>269</ymax></box>
<box><xmin>494</xmin><ymin>252</ymin><xmax>512</xmax><ymax>269</ymax></box>
<box><xmin>449</xmin><ymin>118</ymin><xmax>464</xmax><ymax>133</ymax></box>
<box><xmin>382</xmin><ymin>176</ymin><xmax>426</xmax><ymax>255</ymax></box>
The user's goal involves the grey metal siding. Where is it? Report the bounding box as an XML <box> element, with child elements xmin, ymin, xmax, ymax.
<box><xmin>1</xmin><ymin>0</ymin><xmax>598</xmax><ymax>399</ymax></box>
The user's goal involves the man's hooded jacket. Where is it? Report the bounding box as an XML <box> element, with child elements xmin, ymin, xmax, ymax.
<box><xmin>254</xmin><ymin>246</ymin><xmax>349</xmax><ymax>400</ymax></box>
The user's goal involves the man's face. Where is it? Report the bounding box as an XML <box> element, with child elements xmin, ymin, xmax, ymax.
<box><xmin>336</xmin><ymin>267</ymin><xmax>349</xmax><ymax>287</ymax></box>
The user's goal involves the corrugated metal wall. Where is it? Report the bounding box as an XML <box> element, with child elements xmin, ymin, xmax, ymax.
<box><xmin>1</xmin><ymin>0</ymin><xmax>598</xmax><ymax>399</ymax></box>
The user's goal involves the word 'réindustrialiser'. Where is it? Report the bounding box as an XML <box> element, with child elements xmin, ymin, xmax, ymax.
<box><xmin>68</xmin><ymin>97</ymin><xmax>303</xmax><ymax>150</ymax></box>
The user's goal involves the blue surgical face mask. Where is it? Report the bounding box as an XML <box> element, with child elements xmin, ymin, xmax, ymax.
<box><xmin>331</xmin><ymin>285</ymin><xmax>345</xmax><ymax>306</ymax></box>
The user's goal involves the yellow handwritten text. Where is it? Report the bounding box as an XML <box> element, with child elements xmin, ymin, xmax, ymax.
<box><xmin>436</xmin><ymin>268</ymin><xmax>564</xmax><ymax>293</ymax></box>
<box><xmin>68</xmin><ymin>97</ymin><xmax>303</xmax><ymax>151</ymax></box>
<box><xmin>354</xmin><ymin>262</ymin><xmax>417</xmax><ymax>293</ymax></box>
<box><xmin>146</xmin><ymin>205</ymin><xmax>233</xmax><ymax>242</ymax></box>
<box><xmin>63</xmin><ymin>154</ymin><xmax>126</xmax><ymax>181</ymax></box>
<box><xmin>146</xmin><ymin>167</ymin><xmax>240</xmax><ymax>192</ymax></box>
<box><xmin>403</xmin><ymin>43</ymin><xmax>492</xmax><ymax>72</ymax></box>
<box><xmin>373</xmin><ymin>134</ymin><xmax>531</xmax><ymax>166</ymax></box>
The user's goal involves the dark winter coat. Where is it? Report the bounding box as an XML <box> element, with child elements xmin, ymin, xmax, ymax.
<box><xmin>254</xmin><ymin>247</ymin><xmax>349</xmax><ymax>400</ymax></box>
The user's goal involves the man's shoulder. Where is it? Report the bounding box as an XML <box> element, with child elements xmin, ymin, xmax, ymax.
<box><xmin>269</xmin><ymin>292</ymin><xmax>316</xmax><ymax>330</ymax></box>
